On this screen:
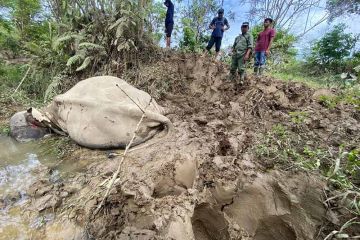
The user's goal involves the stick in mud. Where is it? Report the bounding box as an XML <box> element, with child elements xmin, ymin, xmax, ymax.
<box><xmin>11</xmin><ymin>66</ymin><xmax>31</xmax><ymax>101</ymax></box>
<box><xmin>95</xmin><ymin>87</ymin><xmax>153</xmax><ymax>214</ymax></box>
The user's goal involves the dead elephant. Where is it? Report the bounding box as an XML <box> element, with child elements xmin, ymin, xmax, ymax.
<box><xmin>10</xmin><ymin>76</ymin><xmax>173</xmax><ymax>149</ymax></box>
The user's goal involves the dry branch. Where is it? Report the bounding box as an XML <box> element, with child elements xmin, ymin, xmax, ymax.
<box><xmin>11</xmin><ymin>66</ymin><xmax>31</xmax><ymax>97</ymax></box>
<box><xmin>95</xmin><ymin>89</ymin><xmax>153</xmax><ymax>214</ymax></box>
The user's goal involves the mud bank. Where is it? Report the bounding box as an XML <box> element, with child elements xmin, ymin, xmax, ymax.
<box><xmin>5</xmin><ymin>53</ymin><xmax>360</xmax><ymax>239</ymax></box>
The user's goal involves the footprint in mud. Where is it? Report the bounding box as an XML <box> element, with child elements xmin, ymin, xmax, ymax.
<box><xmin>191</xmin><ymin>203</ymin><xmax>230</xmax><ymax>240</ymax></box>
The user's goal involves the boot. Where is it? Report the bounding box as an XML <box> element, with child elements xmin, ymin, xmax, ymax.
<box><xmin>254</xmin><ymin>67</ymin><xmax>259</xmax><ymax>76</ymax></box>
<box><xmin>239</xmin><ymin>71</ymin><xmax>246</xmax><ymax>84</ymax></box>
<box><xmin>259</xmin><ymin>66</ymin><xmax>265</xmax><ymax>76</ymax></box>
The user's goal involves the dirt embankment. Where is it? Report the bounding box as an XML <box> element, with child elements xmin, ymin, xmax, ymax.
<box><xmin>10</xmin><ymin>53</ymin><xmax>360</xmax><ymax>239</ymax></box>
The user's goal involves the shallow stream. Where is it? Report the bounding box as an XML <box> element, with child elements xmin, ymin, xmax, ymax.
<box><xmin>0</xmin><ymin>136</ymin><xmax>85</xmax><ymax>240</ymax></box>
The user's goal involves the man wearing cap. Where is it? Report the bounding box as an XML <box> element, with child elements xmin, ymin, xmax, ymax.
<box><xmin>164</xmin><ymin>0</ymin><xmax>174</xmax><ymax>48</ymax></box>
<box><xmin>254</xmin><ymin>18</ymin><xmax>276</xmax><ymax>75</ymax></box>
<box><xmin>205</xmin><ymin>8</ymin><xmax>230</xmax><ymax>59</ymax></box>
<box><xmin>230</xmin><ymin>22</ymin><xmax>254</xmax><ymax>84</ymax></box>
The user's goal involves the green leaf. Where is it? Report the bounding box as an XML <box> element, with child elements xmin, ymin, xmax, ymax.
<box><xmin>76</xmin><ymin>57</ymin><xmax>91</xmax><ymax>71</ymax></box>
<box><xmin>109</xmin><ymin>17</ymin><xmax>125</xmax><ymax>30</ymax></box>
<box><xmin>66</xmin><ymin>54</ymin><xmax>84</xmax><ymax>67</ymax></box>
<box><xmin>79</xmin><ymin>42</ymin><xmax>105</xmax><ymax>50</ymax></box>
<box><xmin>53</xmin><ymin>35</ymin><xmax>72</xmax><ymax>49</ymax></box>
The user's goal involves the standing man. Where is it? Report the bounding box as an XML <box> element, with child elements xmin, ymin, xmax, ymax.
<box><xmin>164</xmin><ymin>0</ymin><xmax>174</xmax><ymax>48</ymax></box>
<box><xmin>254</xmin><ymin>18</ymin><xmax>276</xmax><ymax>75</ymax></box>
<box><xmin>230</xmin><ymin>22</ymin><xmax>253</xmax><ymax>84</ymax></box>
<box><xmin>206</xmin><ymin>8</ymin><xmax>230</xmax><ymax>59</ymax></box>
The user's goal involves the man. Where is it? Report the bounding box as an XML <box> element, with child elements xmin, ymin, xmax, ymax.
<box><xmin>164</xmin><ymin>0</ymin><xmax>174</xmax><ymax>48</ymax></box>
<box><xmin>206</xmin><ymin>8</ymin><xmax>230</xmax><ymax>59</ymax></box>
<box><xmin>254</xmin><ymin>18</ymin><xmax>276</xmax><ymax>75</ymax></box>
<box><xmin>230</xmin><ymin>22</ymin><xmax>254</xmax><ymax>84</ymax></box>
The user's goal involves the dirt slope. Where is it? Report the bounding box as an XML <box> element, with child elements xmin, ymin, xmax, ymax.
<box><xmin>24</xmin><ymin>53</ymin><xmax>360</xmax><ymax>239</ymax></box>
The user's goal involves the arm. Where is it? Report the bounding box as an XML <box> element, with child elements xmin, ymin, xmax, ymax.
<box><xmin>223</xmin><ymin>18</ymin><xmax>230</xmax><ymax>31</ymax></box>
<box><xmin>266</xmin><ymin>30</ymin><xmax>276</xmax><ymax>56</ymax></box>
<box><xmin>209</xmin><ymin>18</ymin><xmax>216</xmax><ymax>30</ymax></box>
<box><xmin>243</xmin><ymin>35</ymin><xmax>254</xmax><ymax>61</ymax></box>
<box><xmin>232</xmin><ymin>37</ymin><xmax>238</xmax><ymax>53</ymax></box>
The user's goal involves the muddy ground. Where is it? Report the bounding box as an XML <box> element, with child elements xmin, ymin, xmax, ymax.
<box><xmin>1</xmin><ymin>53</ymin><xmax>360</xmax><ymax>239</ymax></box>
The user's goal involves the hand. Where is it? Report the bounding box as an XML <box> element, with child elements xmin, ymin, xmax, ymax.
<box><xmin>243</xmin><ymin>54</ymin><xmax>250</xmax><ymax>61</ymax></box>
<box><xmin>266</xmin><ymin>50</ymin><xmax>270</xmax><ymax>56</ymax></box>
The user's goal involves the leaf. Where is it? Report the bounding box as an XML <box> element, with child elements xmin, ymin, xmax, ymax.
<box><xmin>335</xmin><ymin>233</ymin><xmax>349</xmax><ymax>238</ymax></box>
<box><xmin>109</xmin><ymin>17</ymin><xmax>125</xmax><ymax>30</ymax></box>
<box><xmin>53</xmin><ymin>35</ymin><xmax>72</xmax><ymax>49</ymax></box>
<box><xmin>354</xmin><ymin>65</ymin><xmax>360</xmax><ymax>73</ymax></box>
<box><xmin>76</xmin><ymin>57</ymin><xmax>91</xmax><ymax>71</ymax></box>
<box><xmin>44</xmin><ymin>76</ymin><xmax>61</xmax><ymax>103</ymax></box>
<box><xmin>79</xmin><ymin>42</ymin><xmax>105</xmax><ymax>50</ymax></box>
<box><xmin>66</xmin><ymin>54</ymin><xmax>84</xmax><ymax>67</ymax></box>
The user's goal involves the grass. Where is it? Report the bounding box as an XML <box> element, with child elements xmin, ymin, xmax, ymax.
<box><xmin>270</xmin><ymin>71</ymin><xmax>326</xmax><ymax>89</ymax></box>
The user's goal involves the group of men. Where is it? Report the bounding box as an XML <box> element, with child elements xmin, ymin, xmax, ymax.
<box><xmin>164</xmin><ymin>0</ymin><xmax>276</xmax><ymax>83</ymax></box>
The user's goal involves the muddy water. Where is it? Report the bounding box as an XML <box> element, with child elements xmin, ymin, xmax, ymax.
<box><xmin>0</xmin><ymin>136</ymin><xmax>80</xmax><ymax>240</ymax></box>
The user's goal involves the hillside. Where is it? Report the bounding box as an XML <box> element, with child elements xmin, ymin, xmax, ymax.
<box><xmin>3</xmin><ymin>53</ymin><xmax>358</xmax><ymax>239</ymax></box>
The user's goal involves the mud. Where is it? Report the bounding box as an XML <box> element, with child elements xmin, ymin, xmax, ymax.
<box><xmin>5</xmin><ymin>53</ymin><xmax>360</xmax><ymax>239</ymax></box>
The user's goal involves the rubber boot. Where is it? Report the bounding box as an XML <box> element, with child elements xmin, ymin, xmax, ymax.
<box><xmin>239</xmin><ymin>71</ymin><xmax>245</xmax><ymax>84</ymax></box>
<box><xmin>259</xmin><ymin>66</ymin><xmax>265</xmax><ymax>76</ymax></box>
<box><xmin>254</xmin><ymin>67</ymin><xmax>259</xmax><ymax>76</ymax></box>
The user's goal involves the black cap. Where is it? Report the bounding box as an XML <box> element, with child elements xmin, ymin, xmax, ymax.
<box><xmin>218</xmin><ymin>8</ymin><xmax>224</xmax><ymax>14</ymax></box>
<box><xmin>241</xmin><ymin>22</ymin><xmax>249</xmax><ymax>27</ymax></box>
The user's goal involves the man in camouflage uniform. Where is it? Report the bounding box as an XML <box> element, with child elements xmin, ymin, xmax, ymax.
<box><xmin>229</xmin><ymin>22</ymin><xmax>254</xmax><ymax>84</ymax></box>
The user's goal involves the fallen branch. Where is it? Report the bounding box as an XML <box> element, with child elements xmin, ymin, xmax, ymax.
<box><xmin>116</xmin><ymin>84</ymin><xmax>145</xmax><ymax>113</ymax></box>
<box><xmin>11</xmin><ymin>66</ymin><xmax>31</xmax><ymax>97</ymax></box>
<box><xmin>95</xmin><ymin>96</ymin><xmax>153</xmax><ymax>214</ymax></box>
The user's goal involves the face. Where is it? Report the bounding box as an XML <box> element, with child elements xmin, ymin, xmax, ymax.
<box><xmin>218</xmin><ymin>13</ymin><xmax>224</xmax><ymax>18</ymax></box>
<box><xmin>264</xmin><ymin>20</ymin><xmax>271</xmax><ymax>28</ymax></box>
<box><xmin>241</xmin><ymin>26</ymin><xmax>249</xmax><ymax>33</ymax></box>
<box><xmin>164</xmin><ymin>1</ymin><xmax>169</xmax><ymax>6</ymax></box>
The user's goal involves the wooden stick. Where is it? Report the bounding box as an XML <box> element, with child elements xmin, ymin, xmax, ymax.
<box><xmin>95</xmin><ymin>97</ymin><xmax>153</xmax><ymax>214</ymax></box>
<box><xmin>116</xmin><ymin>84</ymin><xmax>145</xmax><ymax>113</ymax></box>
<box><xmin>12</xmin><ymin>66</ymin><xmax>31</xmax><ymax>96</ymax></box>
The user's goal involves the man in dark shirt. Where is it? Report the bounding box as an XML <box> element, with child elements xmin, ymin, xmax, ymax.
<box><xmin>205</xmin><ymin>9</ymin><xmax>230</xmax><ymax>59</ymax></box>
<box><xmin>164</xmin><ymin>0</ymin><xmax>174</xmax><ymax>48</ymax></box>
<box><xmin>254</xmin><ymin>18</ymin><xmax>276</xmax><ymax>75</ymax></box>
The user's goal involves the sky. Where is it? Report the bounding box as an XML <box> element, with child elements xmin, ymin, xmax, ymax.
<box><xmin>163</xmin><ymin>0</ymin><xmax>360</xmax><ymax>55</ymax></box>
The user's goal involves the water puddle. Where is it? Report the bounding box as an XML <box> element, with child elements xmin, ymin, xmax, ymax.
<box><xmin>0</xmin><ymin>136</ymin><xmax>86</xmax><ymax>239</ymax></box>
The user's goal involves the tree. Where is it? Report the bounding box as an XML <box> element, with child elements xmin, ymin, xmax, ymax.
<box><xmin>177</xmin><ymin>0</ymin><xmax>234</xmax><ymax>49</ymax></box>
<box><xmin>327</xmin><ymin>0</ymin><xmax>360</xmax><ymax>21</ymax></box>
<box><xmin>243</xmin><ymin>0</ymin><xmax>329</xmax><ymax>37</ymax></box>
<box><xmin>308</xmin><ymin>24</ymin><xmax>359</xmax><ymax>72</ymax></box>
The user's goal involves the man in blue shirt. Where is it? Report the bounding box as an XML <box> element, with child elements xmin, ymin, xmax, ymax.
<box><xmin>164</xmin><ymin>0</ymin><xmax>174</xmax><ymax>48</ymax></box>
<box><xmin>205</xmin><ymin>9</ymin><xmax>230</xmax><ymax>59</ymax></box>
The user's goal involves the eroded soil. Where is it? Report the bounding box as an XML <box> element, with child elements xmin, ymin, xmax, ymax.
<box><xmin>2</xmin><ymin>53</ymin><xmax>360</xmax><ymax>239</ymax></box>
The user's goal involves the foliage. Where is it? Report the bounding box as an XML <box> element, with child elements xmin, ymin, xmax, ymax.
<box><xmin>307</xmin><ymin>24</ymin><xmax>359</xmax><ymax>74</ymax></box>
<box><xmin>327</xmin><ymin>0</ymin><xmax>360</xmax><ymax>21</ymax></box>
<box><xmin>255</xmin><ymin>124</ymin><xmax>326</xmax><ymax>171</ymax></box>
<box><xmin>177</xmin><ymin>0</ymin><xmax>234</xmax><ymax>51</ymax></box>
<box><xmin>147</xmin><ymin>1</ymin><xmax>167</xmax><ymax>43</ymax></box>
<box><xmin>179</xmin><ymin>18</ymin><xmax>209</xmax><ymax>52</ymax></box>
<box><xmin>289</xmin><ymin>111</ymin><xmax>309</xmax><ymax>124</ymax></box>
<box><xmin>318</xmin><ymin>87</ymin><xmax>360</xmax><ymax>110</ymax></box>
